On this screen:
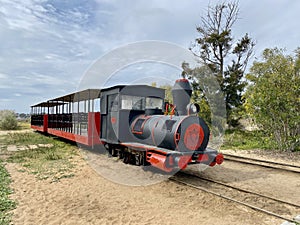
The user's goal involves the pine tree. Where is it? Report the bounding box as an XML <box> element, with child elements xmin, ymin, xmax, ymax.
<box><xmin>183</xmin><ymin>1</ymin><xmax>255</xmax><ymax>127</ymax></box>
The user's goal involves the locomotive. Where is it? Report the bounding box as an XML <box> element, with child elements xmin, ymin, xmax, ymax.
<box><xmin>31</xmin><ymin>79</ymin><xmax>224</xmax><ymax>172</ymax></box>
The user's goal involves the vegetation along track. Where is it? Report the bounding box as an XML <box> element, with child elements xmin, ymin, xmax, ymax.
<box><xmin>170</xmin><ymin>171</ymin><xmax>300</xmax><ymax>224</ymax></box>
<box><xmin>223</xmin><ymin>154</ymin><xmax>300</xmax><ymax>174</ymax></box>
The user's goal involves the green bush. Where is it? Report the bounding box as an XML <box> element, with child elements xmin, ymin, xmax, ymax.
<box><xmin>0</xmin><ymin>110</ymin><xmax>18</xmax><ymax>130</ymax></box>
<box><xmin>244</xmin><ymin>48</ymin><xmax>300</xmax><ymax>151</ymax></box>
<box><xmin>221</xmin><ymin>129</ymin><xmax>275</xmax><ymax>150</ymax></box>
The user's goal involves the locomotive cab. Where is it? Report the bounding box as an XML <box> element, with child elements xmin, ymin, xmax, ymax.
<box><xmin>100</xmin><ymin>85</ymin><xmax>165</xmax><ymax>144</ymax></box>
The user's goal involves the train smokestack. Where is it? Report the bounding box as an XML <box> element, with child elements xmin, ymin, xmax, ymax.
<box><xmin>172</xmin><ymin>79</ymin><xmax>192</xmax><ymax>115</ymax></box>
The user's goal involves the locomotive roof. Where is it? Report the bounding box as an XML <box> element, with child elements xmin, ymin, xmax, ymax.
<box><xmin>100</xmin><ymin>84</ymin><xmax>163</xmax><ymax>92</ymax></box>
<box><xmin>31</xmin><ymin>85</ymin><xmax>165</xmax><ymax>108</ymax></box>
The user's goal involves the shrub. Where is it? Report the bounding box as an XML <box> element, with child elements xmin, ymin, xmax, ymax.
<box><xmin>244</xmin><ymin>48</ymin><xmax>300</xmax><ymax>151</ymax></box>
<box><xmin>0</xmin><ymin>110</ymin><xmax>18</xmax><ymax>130</ymax></box>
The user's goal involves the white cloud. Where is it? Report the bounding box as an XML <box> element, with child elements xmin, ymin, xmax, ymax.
<box><xmin>0</xmin><ymin>0</ymin><xmax>299</xmax><ymax>112</ymax></box>
<box><xmin>0</xmin><ymin>73</ymin><xmax>8</xmax><ymax>79</ymax></box>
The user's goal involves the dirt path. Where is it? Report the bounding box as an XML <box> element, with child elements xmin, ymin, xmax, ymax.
<box><xmin>6</xmin><ymin>149</ymin><xmax>294</xmax><ymax>225</ymax></box>
<box><xmin>0</xmin><ymin>129</ymin><xmax>33</xmax><ymax>136</ymax></box>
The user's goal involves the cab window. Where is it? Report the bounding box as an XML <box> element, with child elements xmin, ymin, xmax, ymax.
<box><xmin>146</xmin><ymin>97</ymin><xmax>163</xmax><ymax>109</ymax></box>
<box><xmin>121</xmin><ymin>95</ymin><xmax>145</xmax><ymax>110</ymax></box>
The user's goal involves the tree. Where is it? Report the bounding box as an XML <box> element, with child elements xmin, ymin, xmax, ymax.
<box><xmin>182</xmin><ymin>64</ymin><xmax>227</xmax><ymax>150</ymax></box>
<box><xmin>0</xmin><ymin>110</ymin><xmax>18</xmax><ymax>130</ymax></box>
<box><xmin>244</xmin><ymin>48</ymin><xmax>300</xmax><ymax>151</ymax></box>
<box><xmin>159</xmin><ymin>84</ymin><xmax>173</xmax><ymax>104</ymax></box>
<box><xmin>151</xmin><ymin>82</ymin><xmax>173</xmax><ymax>104</ymax></box>
<box><xmin>183</xmin><ymin>1</ymin><xmax>255</xmax><ymax>127</ymax></box>
<box><xmin>19</xmin><ymin>113</ymin><xmax>27</xmax><ymax>119</ymax></box>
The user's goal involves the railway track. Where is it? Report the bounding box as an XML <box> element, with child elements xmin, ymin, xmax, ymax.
<box><xmin>223</xmin><ymin>153</ymin><xmax>300</xmax><ymax>174</ymax></box>
<box><xmin>170</xmin><ymin>171</ymin><xmax>300</xmax><ymax>224</ymax></box>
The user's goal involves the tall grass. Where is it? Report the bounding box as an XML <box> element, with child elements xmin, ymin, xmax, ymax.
<box><xmin>3</xmin><ymin>132</ymin><xmax>52</xmax><ymax>146</ymax></box>
<box><xmin>0</xmin><ymin>160</ymin><xmax>16</xmax><ymax>225</ymax></box>
<box><xmin>17</xmin><ymin>121</ymin><xmax>31</xmax><ymax>130</ymax></box>
<box><xmin>3</xmin><ymin>132</ymin><xmax>79</xmax><ymax>182</ymax></box>
<box><xmin>221</xmin><ymin>129</ymin><xmax>275</xmax><ymax>150</ymax></box>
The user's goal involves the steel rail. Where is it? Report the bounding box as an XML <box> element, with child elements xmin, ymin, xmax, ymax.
<box><xmin>224</xmin><ymin>155</ymin><xmax>300</xmax><ymax>174</ymax></box>
<box><xmin>222</xmin><ymin>153</ymin><xmax>300</xmax><ymax>169</ymax></box>
<box><xmin>170</xmin><ymin>176</ymin><xmax>300</xmax><ymax>224</ymax></box>
<box><xmin>179</xmin><ymin>171</ymin><xmax>300</xmax><ymax>208</ymax></box>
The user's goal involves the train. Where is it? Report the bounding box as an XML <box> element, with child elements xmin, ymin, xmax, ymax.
<box><xmin>30</xmin><ymin>78</ymin><xmax>224</xmax><ymax>172</ymax></box>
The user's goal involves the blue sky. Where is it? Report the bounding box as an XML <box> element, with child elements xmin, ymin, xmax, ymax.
<box><xmin>0</xmin><ymin>0</ymin><xmax>299</xmax><ymax>112</ymax></box>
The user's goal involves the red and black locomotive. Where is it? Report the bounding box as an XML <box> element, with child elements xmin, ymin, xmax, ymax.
<box><xmin>31</xmin><ymin>79</ymin><xmax>224</xmax><ymax>172</ymax></box>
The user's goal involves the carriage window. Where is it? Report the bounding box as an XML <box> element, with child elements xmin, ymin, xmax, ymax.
<box><xmin>121</xmin><ymin>95</ymin><xmax>145</xmax><ymax>110</ymax></box>
<box><xmin>146</xmin><ymin>97</ymin><xmax>163</xmax><ymax>109</ymax></box>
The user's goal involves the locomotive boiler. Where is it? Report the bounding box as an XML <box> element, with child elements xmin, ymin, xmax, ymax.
<box><xmin>130</xmin><ymin>79</ymin><xmax>209</xmax><ymax>153</ymax></box>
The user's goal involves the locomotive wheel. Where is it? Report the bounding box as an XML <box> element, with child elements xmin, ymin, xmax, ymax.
<box><xmin>135</xmin><ymin>153</ymin><xmax>144</xmax><ymax>166</ymax></box>
<box><xmin>123</xmin><ymin>151</ymin><xmax>145</xmax><ymax>166</ymax></box>
<box><xmin>130</xmin><ymin>153</ymin><xmax>136</xmax><ymax>165</ymax></box>
<box><xmin>111</xmin><ymin>148</ymin><xmax>118</xmax><ymax>157</ymax></box>
<box><xmin>135</xmin><ymin>154</ymin><xmax>140</xmax><ymax>166</ymax></box>
<box><xmin>108</xmin><ymin>146</ymin><xmax>113</xmax><ymax>156</ymax></box>
<box><xmin>123</xmin><ymin>152</ymin><xmax>130</xmax><ymax>164</ymax></box>
<box><xmin>119</xmin><ymin>151</ymin><xmax>124</xmax><ymax>159</ymax></box>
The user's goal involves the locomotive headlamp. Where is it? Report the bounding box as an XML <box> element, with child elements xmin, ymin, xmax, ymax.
<box><xmin>186</xmin><ymin>103</ymin><xmax>200</xmax><ymax>115</ymax></box>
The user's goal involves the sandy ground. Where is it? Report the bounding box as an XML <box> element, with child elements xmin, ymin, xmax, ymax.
<box><xmin>2</xmin><ymin>129</ymin><xmax>299</xmax><ymax>225</ymax></box>
<box><xmin>5</xmin><ymin>148</ymin><xmax>299</xmax><ymax>225</ymax></box>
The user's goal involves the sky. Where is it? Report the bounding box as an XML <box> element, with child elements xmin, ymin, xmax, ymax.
<box><xmin>0</xmin><ymin>0</ymin><xmax>299</xmax><ymax>113</ymax></box>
